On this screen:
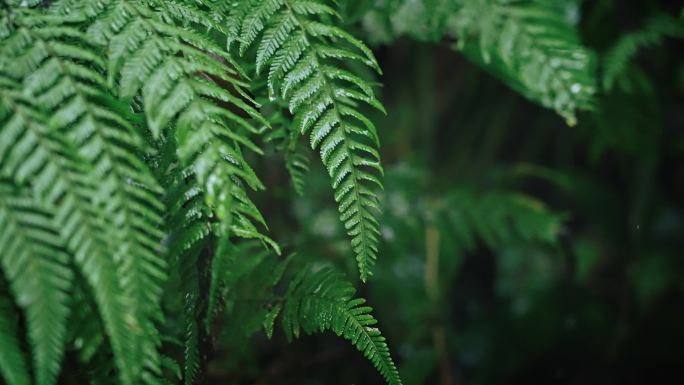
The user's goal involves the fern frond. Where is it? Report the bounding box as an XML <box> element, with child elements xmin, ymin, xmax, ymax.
<box><xmin>452</xmin><ymin>0</ymin><xmax>595</xmax><ymax>125</ymax></box>
<box><xmin>0</xmin><ymin>80</ymin><xmax>136</xmax><ymax>385</ymax></box>
<box><xmin>0</xmin><ymin>288</ymin><xmax>30</xmax><ymax>385</ymax></box>
<box><xmin>0</xmin><ymin>11</ymin><xmax>165</xmax><ymax>385</ymax></box>
<box><xmin>362</xmin><ymin>0</ymin><xmax>595</xmax><ymax>124</ymax></box>
<box><xmin>382</xmin><ymin>167</ymin><xmax>566</xmax><ymax>256</ymax></box>
<box><xmin>66</xmin><ymin>284</ymin><xmax>117</xmax><ymax>385</ymax></box>
<box><xmin>233</xmin><ymin>0</ymin><xmax>385</xmax><ymax>281</ymax></box>
<box><xmin>602</xmin><ymin>14</ymin><xmax>684</xmax><ymax>91</ymax></box>
<box><xmin>86</xmin><ymin>2</ymin><xmax>283</xmax><ymax>378</ymax></box>
<box><xmin>0</xmin><ymin>182</ymin><xmax>71</xmax><ymax>385</ymax></box>
<box><xmin>67</xmin><ymin>285</ymin><xmax>106</xmax><ymax>367</ymax></box>
<box><xmin>157</xmin><ymin>139</ymin><xmax>209</xmax><ymax>385</ymax></box>
<box><xmin>88</xmin><ymin>0</ymin><xmax>276</xmax><ymax>254</ymax></box>
<box><xmin>282</xmin><ymin>265</ymin><xmax>402</xmax><ymax>384</ymax></box>
<box><xmin>440</xmin><ymin>188</ymin><xmax>566</xmax><ymax>251</ymax></box>
<box><xmin>166</xmin><ymin>169</ymin><xmax>213</xmax><ymax>263</ymax></box>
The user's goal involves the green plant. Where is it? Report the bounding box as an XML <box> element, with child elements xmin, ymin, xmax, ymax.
<box><xmin>0</xmin><ymin>1</ymin><xmax>395</xmax><ymax>384</ymax></box>
<box><xmin>2</xmin><ymin>1</ymin><xmax>682</xmax><ymax>385</ymax></box>
<box><xmin>360</xmin><ymin>0</ymin><xmax>596</xmax><ymax>124</ymax></box>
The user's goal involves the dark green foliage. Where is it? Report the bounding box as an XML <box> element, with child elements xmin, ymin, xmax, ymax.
<box><xmin>361</xmin><ymin>0</ymin><xmax>596</xmax><ymax>124</ymax></box>
<box><xmin>602</xmin><ymin>13</ymin><xmax>684</xmax><ymax>91</ymax></box>
<box><xmin>0</xmin><ymin>10</ymin><xmax>164</xmax><ymax>385</ymax></box>
<box><xmin>0</xmin><ymin>182</ymin><xmax>71</xmax><ymax>385</ymax></box>
<box><xmin>1</xmin><ymin>0</ymin><xmax>680</xmax><ymax>384</ymax></box>
<box><xmin>0</xmin><ymin>1</ymin><xmax>397</xmax><ymax>384</ymax></box>
<box><xmin>281</xmin><ymin>265</ymin><xmax>402</xmax><ymax>385</ymax></box>
<box><xmin>230</xmin><ymin>0</ymin><xmax>386</xmax><ymax>281</ymax></box>
<box><xmin>0</xmin><ymin>278</ymin><xmax>30</xmax><ymax>385</ymax></box>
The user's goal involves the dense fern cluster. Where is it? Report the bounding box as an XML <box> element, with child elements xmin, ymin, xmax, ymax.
<box><xmin>0</xmin><ymin>1</ymin><xmax>396</xmax><ymax>384</ymax></box>
<box><xmin>1</xmin><ymin>0</ymin><xmax>661</xmax><ymax>384</ymax></box>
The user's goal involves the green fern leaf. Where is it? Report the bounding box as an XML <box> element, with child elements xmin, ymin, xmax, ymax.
<box><xmin>0</xmin><ymin>182</ymin><xmax>71</xmax><ymax>385</ymax></box>
<box><xmin>95</xmin><ymin>2</ymin><xmax>284</xmax><ymax>367</ymax></box>
<box><xmin>0</xmin><ymin>12</ymin><xmax>165</xmax><ymax>385</ymax></box>
<box><xmin>602</xmin><ymin>14</ymin><xmax>684</xmax><ymax>91</ymax></box>
<box><xmin>234</xmin><ymin>0</ymin><xmax>385</xmax><ymax>281</ymax></box>
<box><xmin>67</xmin><ymin>286</ymin><xmax>106</xmax><ymax>367</ymax></box>
<box><xmin>79</xmin><ymin>3</ymin><xmax>282</xmax><ymax>374</ymax></box>
<box><xmin>0</xmin><ymin>288</ymin><xmax>30</xmax><ymax>385</ymax></box>
<box><xmin>441</xmin><ymin>188</ymin><xmax>566</xmax><ymax>250</ymax></box>
<box><xmin>452</xmin><ymin>0</ymin><xmax>595</xmax><ymax>125</ymax></box>
<box><xmin>157</xmin><ymin>136</ymin><xmax>209</xmax><ymax>385</ymax></box>
<box><xmin>181</xmin><ymin>250</ymin><xmax>201</xmax><ymax>385</ymax></box>
<box><xmin>285</xmin><ymin>142</ymin><xmax>311</xmax><ymax>196</ymax></box>
<box><xmin>362</xmin><ymin>0</ymin><xmax>596</xmax><ymax>124</ymax></box>
<box><xmin>0</xmin><ymin>79</ymin><xmax>137</xmax><ymax>385</ymax></box>
<box><xmin>90</xmin><ymin>0</ymin><xmax>276</xmax><ymax>256</ymax></box>
<box><xmin>282</xmin><ymin>265</ymin><xmax>402</xmax><ymax>385</ymax></box>
<box><xmin>218</xmin><ymin>243</ymin><xmax>289</xmax><ymax>341</ymax></box>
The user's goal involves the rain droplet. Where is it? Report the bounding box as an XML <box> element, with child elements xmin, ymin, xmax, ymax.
<box><xmin>570</xmin><ymin>83</ymin><xmax>582</xmax><ymax>94</ymax></box>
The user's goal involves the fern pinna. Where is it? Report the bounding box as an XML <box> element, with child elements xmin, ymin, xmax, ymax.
<box><xmin>0</xmin><ymin>1</ymin><xmax>399</xmax><ymax>385</ymax></box>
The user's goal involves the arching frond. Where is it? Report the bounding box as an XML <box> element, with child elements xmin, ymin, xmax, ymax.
<box><xmin>451</xmin><ymin>0</ymin><xmax>596</xmax><ymax>125</ymax></box>
<box><xmin>282</xmin><ymin>265</ymin><xmax>402</xmax><ymax>385</ymax></box>
<box><xmin>232</xmin><ymin>0</ymin><xmax>385</xmax><ymax>281</ymax></box>
<box><xmin>439</xmin><ymin>188</ymin><xmax>566</xmax><ymax>250</ymax></box>
<box><xmin>285</xmin><ymin>142</ymin><xmax>311</xmax><ymax>196</ymax></box>
<box><xmin>0</xmin><ymin>288</ymin><xmax>30</xmax><ymax>385</ymax></box>
<box><xmin>602</xmin><ymin>14</ymin><xmax>684</xmax><ymax>91</ymax></box>
<box><xmin>66</xmin><ymin>284</ymin><xmax>116</xmax><ymax>385</ymax></box>
<box><xmin>159</xmin><ymin>154</ymin><xmax>208</xmax><ymax>385</ymax></box>
<box><xmin>88</xmin><ymin>0</ymin><xmax>275</xmax><ymax>253</ymax></box>
<box><xmin>361</xmin><ymin>0</ymin><xmax>596</xmax><ymax>124</ymax></box>
<box><xmin>263</xmin><ymin>107</ymin><xmax>311</xmax><ymax>196</ymax></box>
<box><xmin>219</xmin><ymin>243</ymin><xmax>289</xmax><ymax>339</ymax></box>
<box><xmin>0</xmin><ymin>182</ymin><xmax>71</xmax><ymax>385</ymax></box>
<box><xmin>0</xmin><ymin>11</ymin><xmax>164</xmax><ymax>385</ymax></box>
<box><xmin>180</xmin><ymin>247</ymin><xmax>202</xmax><ymax>385</ymax></box>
